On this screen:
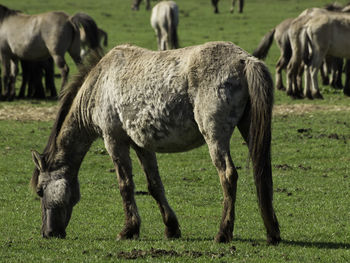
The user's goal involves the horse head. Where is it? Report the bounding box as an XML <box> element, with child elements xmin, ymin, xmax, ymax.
<box><xmin>31</xmin><ymin>150</ymin><xmax>80</xmax><ymax>238</ymax></box>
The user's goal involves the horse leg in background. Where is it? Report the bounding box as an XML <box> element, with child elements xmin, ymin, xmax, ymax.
<box><xmin>132</xmin><ymin>0</ymin><xmax>150</xmax><ymax>11</ymax></box>
<box><xmin>296</xmin><ymin>62</ymin><xmax>304</xmax><ymax>98</ymax></box>
<box><xmin>133</xmin><ymin>146</ymin><xmax>181</xmax><ymax>239</ymax></box>
<box><xmin>43</xmin><ymin>57</ymin><xmax>57</xmax><ymax>98</ymax></box>
<box><xmin>330</xmin><ymin>57</ymin><xmax>343</xmax><ymax>89</ymax></box>
<box><xmin>104</xmin><ymin>137</ymin><xmax>141</xmax><ymax>240</ymax></box>
<box><xmin>51</xmin><ymin>54</ymin><xmax>69</xmax><ymax>90</ymax></box>
<box><xmin>145</xmin><ymin>0</ymin><xmax>151</xmax><ymax>10</ymax></box>
<box><xmin>238</xmin><ymin>0</ymin><xmax>244</xmax><ymax>13</ymax></box>
<box><xmin>2</xmin><ymin>59</ymin><xmax>18</xmax><ymax>101</ymax></box>
<box><xmin>18</xmin><ymin>60</ymin><xmax>29</xmax><ymax>98</ymax></box>
<box><xmin>303</xmin><ymin>63</ymin><xmax>313</xmax><ymax>99</ymax></box>
<box><xmin>160</xmin><ymin>28</ymin><xmax>168</xmax><ymax>51</ymax></box>
<box><xmin>343</xmin><ymin>59</ymin><xmax>350</xmax><ymax>96</ymax></box>
<box><xmin>230</xmin><ymin>0</ymin><xmax>244</xmax><ymax>13</ymax></box>
<box><xmin>212</xmin><ymin>0</ymin><xmax>219</xmax><ymax>13</ymax></box>
<box><xmin>309</xmin><ymin>54</ymin><xmax>324</xmax><ymax>99</ymax></box>
<box><xmin>31</xmin><ymin>61</ymin><xmax>46</xmax><ymax>99</ymax></box>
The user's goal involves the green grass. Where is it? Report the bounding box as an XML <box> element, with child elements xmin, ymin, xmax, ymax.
<box><xmin>1</xmin><ymin>0</ymin><xmax>350</xmax><ymax>262</ymax></box>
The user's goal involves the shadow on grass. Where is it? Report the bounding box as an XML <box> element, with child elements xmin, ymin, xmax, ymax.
<box><xmin>235</xmin><ymin>237</ymin><xmax>350</xmax><ymax>250</ymax></box>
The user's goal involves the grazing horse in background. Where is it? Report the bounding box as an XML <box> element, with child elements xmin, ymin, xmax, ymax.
<box><xmin>211</xmin><ymin>0</ymin><xmax>244</xmax><ymax>14</ymax></box>
<box><xmin>151</xmin><ymin>1</ymin><xmax>179</xmax><ymax>50</ymax></box>
<box><xmin>0</xmin><ymin>5</ymin><xmax>99</xmax><ymax>101</ymax></box>
<box><xmin>303</xmin><ymin>12</ymin><xmax>350</xmax><ymax>98</ymax></box>
<box><xmin>30</xmin><ymin>41</ymin><xmax>280</xmax><ymax>244</ymax></box>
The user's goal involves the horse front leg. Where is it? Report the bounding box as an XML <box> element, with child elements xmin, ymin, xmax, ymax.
<box><xmin>133</xmin><ymin>146</ymin><xmax>181</xmax><ymax>239</ymax></box>
<box><xmin>105</xmin><ymin>138</ymin><xmax>141</xmax><ymax>240</ymax></box>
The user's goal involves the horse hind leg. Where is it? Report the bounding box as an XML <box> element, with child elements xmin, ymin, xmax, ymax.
<box><xmin>104</xmin><ymin>137</ymin><xmax>141</xmax><ymax>240</ymax></box>
<box><xmin>133</xmin><ymin>146</ymin><xmax>181</xmax><ymax>239</ymax></box>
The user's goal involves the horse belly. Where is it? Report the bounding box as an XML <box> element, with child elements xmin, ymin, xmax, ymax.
<box><xmin>120</xmin><ymin>98</ymin><xmax>205</xmax><ymax>153</ymax></box>
<box><xmin>132</xmin><ymin>120</ymin><xmax>205</xmax><ymax>153</ymax></box>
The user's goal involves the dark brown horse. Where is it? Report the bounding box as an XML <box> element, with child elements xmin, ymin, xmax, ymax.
<box><xmin>30</xmin><ymin>42</ymin><xmax>280</xmax><ymax>244</ymax></box>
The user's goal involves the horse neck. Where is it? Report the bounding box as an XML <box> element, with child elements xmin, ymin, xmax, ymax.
<box><xmin>53</xmin><ymin>108</ymin><xmax>96</xmax><ymax>174</ymax></box>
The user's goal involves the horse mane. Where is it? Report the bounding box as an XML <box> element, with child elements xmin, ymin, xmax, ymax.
<box><xmin>31</xmin><ymin>51</ymin><xmax>104</xmax><ymax>190</ymax></box>
<box><xmin>0</xmin><ymin>4</ymin><xmax>20</xmax><ymax>23</ymax></box>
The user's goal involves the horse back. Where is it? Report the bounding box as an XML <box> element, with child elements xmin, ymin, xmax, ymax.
<box><xmin>0</xmin><ymin>11</ymin><xmax>73</xmax><ymax>59</ymax></box>
<box><xmin>87</xmin><ymin>42</ymin><xmax>250</xmax><ymax>152</ymax></box>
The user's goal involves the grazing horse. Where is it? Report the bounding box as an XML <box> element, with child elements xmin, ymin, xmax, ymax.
<box><xmin>0</xmin><ymin>5</ymin><xmax>99</xmax><ymax>100</ymax></box>
<box><xmin>30</xmin><ymin>41</ymin><xmax>280</xmax><ymax>244</ymax></box>
<box><xmin>151</xmin><ymin>1</ymin><xmax>179</xmax><ymax>50</ymax></box>
<box><xmin>303</xmin><ymin>12</ymin><xmax>350</xmax><ymax>97</ymax></box>
<box><xmin>211</xmin><ymin>0</ymin><xmax>244</xmax><ymax>14</ymax></box>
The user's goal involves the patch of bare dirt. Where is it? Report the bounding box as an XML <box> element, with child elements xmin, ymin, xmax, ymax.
<box><xmin>273</xmin><ymin>104</ymin><xmax>350</xmax><ymax>116</ymax></box>
<box><xmin>0</xmin><ymin>105</ymin><xmax>58</xmax><ymax>121</ymax></box>
<box><xmin>0</xmin><ymin>103</ymin><xmax>349</xmax><ymax>121</ymax></box>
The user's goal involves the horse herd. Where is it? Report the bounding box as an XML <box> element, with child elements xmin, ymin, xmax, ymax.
<box><xmin>253</xmin><ymin>2</ymin><xmax>350</xmax><ymax>99</ymax></box>
<box><xmin>0</xmin><ymin>0</ymin><xmax>344</xmax><ymax>245</ymax></box>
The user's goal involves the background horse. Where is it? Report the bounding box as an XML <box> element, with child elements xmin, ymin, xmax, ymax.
<box><xmin>304</xmin><ymin>12</ymin><xmax>350</xmax><ymax>98</ymax></box>
<box><xmin>211</xmin><ymin>0</ymin><xmax>244</xmax><ymax>14</ymax></box>
<box><xmin>0</xmin><ymin>5</ymin><xmax>99</xmax><ymax>100</ymax></box>
<box><xmin>30</xmin><ymin>41</ymin><xmax>280</xmax><ymax>244</ymax></box>
<box><xmin>151</xmin><ymin>1</ymin><xmax>179</xmax><ymax>50</ymax></box>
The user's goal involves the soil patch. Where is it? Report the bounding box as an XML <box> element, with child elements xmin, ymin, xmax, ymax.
<box><xmin>0</xmin><ymin>103</ymin><xmax>349</xmax><ymax>121</ymax></box>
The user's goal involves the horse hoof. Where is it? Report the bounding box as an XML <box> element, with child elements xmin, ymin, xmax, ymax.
<box><xmin>165</xmin><ymin>227</ymin><xmax>181</xmax><ymax>239</ymax></box>
<box><xmin>312</xmin><ymin>92</ymin><xmax>324</xmax><ymax>100</ymax></box>
<box><xmin>344</xmin><ymin>89</ymin><xmax>350</xmax><ymax>97</ymax></box>
<box><xmin>215</xmin><ymin>232</ymin><xmax>233</xmax><ymax>243</ymax></box>
<box><xmin>267</xmin><ymin>235</ymin><xmax>281</xmax><ymax>245</ymax></box>
<box><xmin>277</xmin><ymin>86</ymin><xmax>286</xmax><ymax>91</ymax></box>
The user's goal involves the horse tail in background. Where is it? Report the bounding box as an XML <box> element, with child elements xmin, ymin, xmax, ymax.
<box><xmin>302</xmin><ymin>28</ymin><xmax>312</xmax><ymax>66</ymax></box>
<box><xmin>98</xmin><ymin>28</ymin><xmax>108</xmax><ymax>47</ymax></box>
<box><xmin>70</xmin><ymin>13</ymin><xmax>100</xmax><ymax>50</ymax></box>
<box><xmin>244</xmin><ymin>57</ymin><xmax>281</xmax><ymax>244</ymax></box>
<box><xmin>168</xmin><ymin>4</ymin><xmax>179</xmax><ymax>49</ymax></box>
<box><xmin>252</xmin><ymin>28</ymin><xmax>275</xmax><ymax>60</ymax></box>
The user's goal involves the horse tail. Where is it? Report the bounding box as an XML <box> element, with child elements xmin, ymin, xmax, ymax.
<box><xmin>168</xmin><ymin>5</ymin><xmax>179</xmax><ymax>49</ymax></box>
<box><xmin>252</xmin><ymin>28</ymin><xmax>275</xmax><ymax>60</ymax></box>
<box><xmin>244</xmin><ymin>57</ymin><xmax>280</xmax><ymax>243</ymax></box>
<box><xmin>70</xmin><ymin>12</ymin><xmax>100</xmax><ymax>50</ymax></box>
<box><xmin>302</xmin><ymin>28</ymin><xmax>312</xmax><ymax>66</ymax></box>
<box><xmin>98</xmin><ymin>28</ymin><xmax>108</xmax><ymax>47</ymax></box>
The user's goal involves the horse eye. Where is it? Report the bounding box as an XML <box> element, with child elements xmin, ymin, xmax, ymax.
<box><xmin>36</xmin><ymin>186</ymin><xmax>44</xmax><ymax>197</ymax></box>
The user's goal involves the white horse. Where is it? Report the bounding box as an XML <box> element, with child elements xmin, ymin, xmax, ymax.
<box><xmin>151</xmin><ymin>1</ymin><xmax>179</xmax><ymax>50</ymax></box>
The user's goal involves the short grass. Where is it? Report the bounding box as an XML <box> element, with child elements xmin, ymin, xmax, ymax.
<box><xmin>0</xmin><ymin>0</ymin><xmax>350</xmax><ymax>262</ymax></box>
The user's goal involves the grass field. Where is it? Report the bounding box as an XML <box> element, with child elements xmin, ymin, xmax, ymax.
<box><xmin>0</xmin><ymin>0</ymin><xmax>350</xmax><ymax>262</ymax></box>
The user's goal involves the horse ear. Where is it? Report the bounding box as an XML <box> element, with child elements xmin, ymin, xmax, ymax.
<box><xmin>31</xmin><ymin>150</ymin><xmax>46</xmax><ymax>172</ymax></box>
